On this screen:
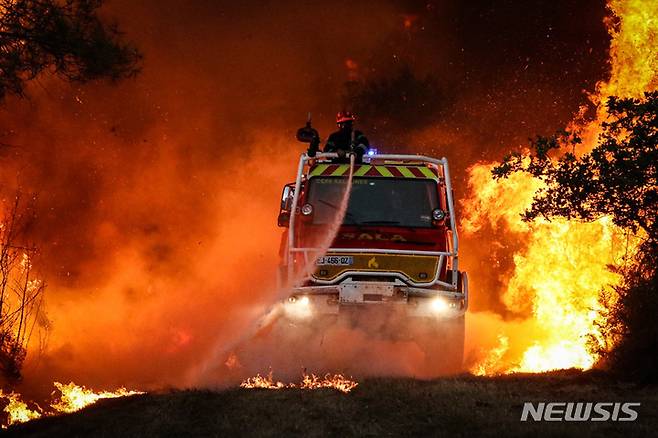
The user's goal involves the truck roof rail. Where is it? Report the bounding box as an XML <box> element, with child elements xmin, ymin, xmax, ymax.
<box><xmin>309</xmin><ymin>153</ymin><xmax>447</xmax><ymax>167</ymax></box>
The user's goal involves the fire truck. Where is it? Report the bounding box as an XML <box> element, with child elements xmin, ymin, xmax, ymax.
<box><xmin>276</xmin><ymin>152</ymin><xmax>468</xmax><ymax>373</ymax></box>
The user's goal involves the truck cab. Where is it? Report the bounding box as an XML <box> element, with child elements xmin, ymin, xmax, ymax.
<box><xmin>277</xmin><ymin>153</ymin><xmax>468</xmax><ymax>373</ymax></box>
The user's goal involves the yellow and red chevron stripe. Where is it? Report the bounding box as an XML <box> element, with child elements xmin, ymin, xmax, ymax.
<box><xmin>309</xmin><ymin>164</ymin><xmax>439</xmax><ymax>179</ymax></box>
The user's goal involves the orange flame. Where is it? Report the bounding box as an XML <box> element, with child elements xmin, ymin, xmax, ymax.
<box><xmin>51</xmin><ymin>382</ymin><xmax>145</xmax><ymax>414</ymax></box>
<box><xmin>240</xmin><ymin>371</ymin><xmax>358</xmax><ymax>394</ymax></box>
<box><xmin>0</xmin><ymin>390</ymin><xmax>41</xmax><ymax>428</ymax></box>
<box><xmin>0</xmin><ymin>382</ymin><xmax>144</xmax><ymax>428</ymax></box>
<box><xmin>467</xmin><ymin>0</ymin><xmax>656</xmax><ymax>375</ymax></box>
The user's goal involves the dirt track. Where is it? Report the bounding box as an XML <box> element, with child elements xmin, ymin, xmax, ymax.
<box><xmin>4</xmin><ymin>370</ymin><xmax>657</xmax><ymax>437</ymax></box>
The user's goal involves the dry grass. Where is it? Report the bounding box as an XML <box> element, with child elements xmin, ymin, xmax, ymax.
<box><xmin>4</xmin><ymin>370</ymin><xmax>657</xmax><ymax>437</ymax></box>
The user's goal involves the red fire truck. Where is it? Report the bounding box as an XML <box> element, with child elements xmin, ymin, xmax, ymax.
<box><xmin>277</xmin><ymin>152</ymin><xmax>468</xmax><ymax>373</ymax></box>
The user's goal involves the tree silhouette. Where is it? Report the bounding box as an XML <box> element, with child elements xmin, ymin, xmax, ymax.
<box><xmin>343</xmin><ymin>64</ymin><xmax>449</xmax><ymax>138</ymax></box>
<box><xmin>0</xmin><ymin>0</ymin><xmax>141</xmax><ymax>100</ymax></box>
<box><xmin>493</xmin><ymin>92</ymin><xmax>657</xmax><ymax>241</ymax></box>
<box><xmin>0</xmin><ymin>195</ymin><xmax>46</xmax><ymax>382</ymax></box>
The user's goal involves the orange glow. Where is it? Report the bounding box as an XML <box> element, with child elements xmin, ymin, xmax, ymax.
<box><xmin>345</xmin><ymin>58</ymin><xmax>359</xmax><ymax>81</ymax></box>
<box><xmin>471</xmin><ymin>335</ymin><xmax>509</xmax><ymax>376</ymax></box>
<box><xmin>467</xmin><ymin>0</ymin><xmax>656</xmax><ymax>375</ymax></box>
<box><xmin>402</xmin><ymin>15</ymin><xmax>418</xmax><ymax>30</ymax></box>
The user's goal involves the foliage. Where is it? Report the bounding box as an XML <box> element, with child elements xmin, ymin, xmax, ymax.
<box><xmin>0</xmin><ymin>0</ymin><xmax>141</xmax><ymax>99</ymax></box>
<box><xmin>595</xmin><ymin>242</ymin><xmax>658</xmax><ymax>382</ymax></box>
<box><xmin>493</xmin><ymin>92</ymin><xmax>657</xmax><ymax>242</ymax></box>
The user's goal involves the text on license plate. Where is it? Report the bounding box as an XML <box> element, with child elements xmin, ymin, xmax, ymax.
<box><xmin>316</xmin><ymin>256</ymin><xmax>353</xmax><ymax>266</ymax></box>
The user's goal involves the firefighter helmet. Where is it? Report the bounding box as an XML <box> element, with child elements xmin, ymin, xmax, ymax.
<box><xmin>336</xmin><ymin>111</ymin><xmax>356</xmax><ymax>124</ymax></box>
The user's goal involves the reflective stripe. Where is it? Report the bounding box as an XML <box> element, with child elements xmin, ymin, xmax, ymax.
<box><xmin>396</xmin><ymin>166</ymin><xmax>416</xmax><ymax>178</ymax></box>
<box><xmin>331</xmin><ymin>165</ymin><xmax>350</xmax><ymax>176</ymax></box>
<box><xmin>418</xmin><ymin>167</ymin><xmax>436</xmax><ymax>178</ymax></box>
<box><xmin>309</xmin><ymin>164</ymin><xmax>439</xmax><ymax>180</ymax></box>
<box><xmin>375</xmin><ymin>166</ymin><xmax>394</xmax><ymax>177</ymax></box>
<box><xmin>310</xmin><ymin>164</ymin><xmax>330</xmax><ymax>176</ymax></box>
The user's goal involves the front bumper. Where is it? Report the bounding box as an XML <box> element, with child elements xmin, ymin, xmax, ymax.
<box><xmin>283</xmin><ymin>280</ymin><xmax>467</xmax><ymax>321</ymax></box>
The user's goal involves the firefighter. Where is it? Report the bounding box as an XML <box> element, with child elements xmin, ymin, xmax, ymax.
<box><xmin>324</xmin><ymin>111</ymin><xmax>369</xmax><ymax>162</ymax></box>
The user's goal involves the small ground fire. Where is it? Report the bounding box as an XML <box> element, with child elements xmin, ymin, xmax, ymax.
<box><xmin>0</xmin><ymin>382</ymin><xmax>144</xmax><ymax>428</ymax></box>
<box><xmin>240</xmin><ymin>371</ymin><xmax>358</xmax><ymax>394</ymax></box>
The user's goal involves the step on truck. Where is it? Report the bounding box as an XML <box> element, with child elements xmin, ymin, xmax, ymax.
<box><xmin>276</xmin><ymin>152</ymin><xmax>469</xmax><ymax>373</ymax></box>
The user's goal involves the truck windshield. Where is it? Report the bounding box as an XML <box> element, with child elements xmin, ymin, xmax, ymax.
<box><xmin>306</xmin><ymin>177</ymin><xmax>439</xmax><ymax>228</ymax></box>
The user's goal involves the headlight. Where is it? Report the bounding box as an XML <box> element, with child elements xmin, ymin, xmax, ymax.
<box><xmin>430</xmin><ymin>297</ymin><xmax>448</xmax><ymax>313</ymax></box>
<box><xmin>285</xmin><ymin>295</ymin><xmax>312</xmax><ymax>319</ymax></box>
<box><xmin>301</xmin><ymin>203</ymin><xmax>314</xmax><ymax>216</ymax></box>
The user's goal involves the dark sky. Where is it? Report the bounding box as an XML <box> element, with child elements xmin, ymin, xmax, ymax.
<box><xmin>106</xmin><ymin>0</ymin><xmax>610</xmax><ymax>150</ymax></box>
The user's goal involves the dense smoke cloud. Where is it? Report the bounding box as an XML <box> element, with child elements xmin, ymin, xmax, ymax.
<box><xmin>0</xmin><ymin>0</ymin><xmax>611</xmax><ymax>394</ymax></box>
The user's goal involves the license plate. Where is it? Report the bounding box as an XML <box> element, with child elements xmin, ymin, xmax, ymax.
<box><xmin>316</xmin><ymin>255</ymin><xmax>353</xmax><ymax>266</ymax></box>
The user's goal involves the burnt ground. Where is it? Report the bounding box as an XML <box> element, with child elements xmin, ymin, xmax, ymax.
<box><xmin>3</xmin><ymin>370</ymin><xmax>657</xmax><ymax>437</ymax></box>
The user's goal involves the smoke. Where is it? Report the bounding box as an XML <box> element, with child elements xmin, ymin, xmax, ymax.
<box><xmin>0</xmin><ymin>0</ymin><xmax>613</xmax><ymax>394</ymax></box>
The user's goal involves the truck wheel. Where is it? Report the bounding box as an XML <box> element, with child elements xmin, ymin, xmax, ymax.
<box><xmin>420</xmin><ymin>315</ymin><xmax>465</xmax><ymax>376</ymax></box>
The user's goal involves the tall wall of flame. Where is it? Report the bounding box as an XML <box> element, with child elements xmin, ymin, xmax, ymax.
<box><xmin>464</xmin><ymin>0</ymin><xmax>657</xmax><ymax>374</ymax></box>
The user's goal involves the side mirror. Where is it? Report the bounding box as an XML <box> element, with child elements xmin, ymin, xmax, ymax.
<box><xmin>280</xmin><ymin>185</ymin><xmax>294</xmax><ymax>211</ymax></box>
<box><xmin>278</xmin><ymin>184</ymin><xmax>295</xmax><ymax>227</ymax></box>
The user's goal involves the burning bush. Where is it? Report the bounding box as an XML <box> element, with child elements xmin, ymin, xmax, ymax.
<box><xmin>492</xmin><ymin>92</ymin><xmax>658</xmax><ymax>381</ymax></box>
<box><xmin>0</xmin><ymin>195</ymin><xmax>46</xmax><ymax>382</ymax></box>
